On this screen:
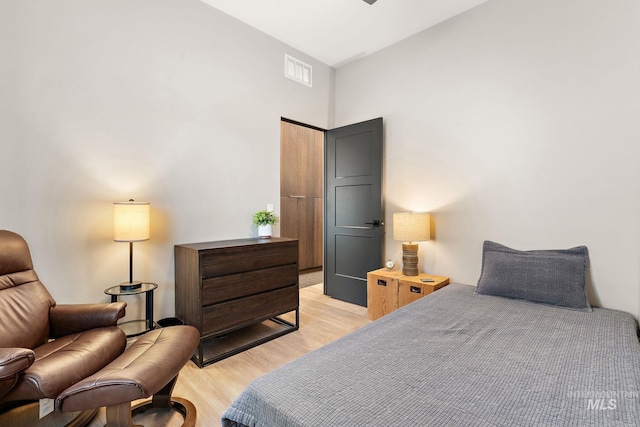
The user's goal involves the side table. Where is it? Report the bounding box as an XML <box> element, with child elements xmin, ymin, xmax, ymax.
<box><xmin>104</xmin><ymin>282</ymin><xmax>158</xmax><ymax>337</ymax></box>
<box><xmin>367</xmin><ymin>269</ymin><xmax>449</xmax><ymax>320</ymax></box>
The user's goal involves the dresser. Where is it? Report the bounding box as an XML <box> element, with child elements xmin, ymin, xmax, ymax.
<box><xmin>174</xmin><ymin>237</ymin><xmax>299</xmax><ymax>367</ymax></box>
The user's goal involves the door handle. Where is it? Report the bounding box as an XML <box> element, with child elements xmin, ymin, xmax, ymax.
<box><xmin>288</xmin><ymin>195</ymin><xmax>306</xmax><ymax>198</ymax></box>
<box><xmin>364</xmin><ymin>220</ymin><xmax>383</xmax><ymax>227</ymax></box>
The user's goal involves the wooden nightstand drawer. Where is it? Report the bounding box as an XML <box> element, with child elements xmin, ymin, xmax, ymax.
<box><xmin>398</xmin><ymin>274</ymin><xmax>449</xmax><ymax>307</ymax></box>
<box><xmin>399</xmin><ymin>282</ymin><xmax>425</xmax><ymax>306</ymax></box>
<box><xmin>367</xmin><ymin>271</ymin><xmax>400</xmax><ymax>321</ymax></box>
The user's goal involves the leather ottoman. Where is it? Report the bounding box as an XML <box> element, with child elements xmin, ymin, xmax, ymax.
<box><xmin>56</xmin><ymin>325</ymin><xmax>199</xmax><ymax>427</ymax></box>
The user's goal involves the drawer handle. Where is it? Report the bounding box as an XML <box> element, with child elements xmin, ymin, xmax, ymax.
<box><xmin>410</xmin><ymin>286</ymin><xmax>421</xmax><ymax>294</ymax></box>
<box><xmin>377</xmin><ymin>279</ymin><xmax>387</xmax><ymax>286</ymax></box>
<box><xmin>289</xmin><ymin>195</ymin><xmax>306</xmax><ymax>198</ymax></box>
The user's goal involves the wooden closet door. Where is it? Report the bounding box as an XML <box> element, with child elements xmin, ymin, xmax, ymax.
<box><xmin>280</xmin><ymin>120</ymin><xmax>323</xmax><ymax>271</ymax></box>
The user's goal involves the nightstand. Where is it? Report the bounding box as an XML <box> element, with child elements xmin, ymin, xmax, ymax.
<box><xmin>367</xmin><ymin>269</ymin><xmax>449</xmax><ymax>320</ymax></box>
<box><xmin>104</xmin><ymin>282</ymin><xmax>157</xmax><ymax>337</ymax></box>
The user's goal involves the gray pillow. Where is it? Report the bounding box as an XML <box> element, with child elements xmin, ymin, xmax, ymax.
<box><xmin>476</xmin><ymin>241</ymin><xmax>591</xmax><ymax>311</ymax></box>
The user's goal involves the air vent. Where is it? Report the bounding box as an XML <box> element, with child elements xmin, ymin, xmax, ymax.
<box><xmin>284</xmin><ymin>54</ymin><xmax>312</xmax><ymax>87</ymax></box>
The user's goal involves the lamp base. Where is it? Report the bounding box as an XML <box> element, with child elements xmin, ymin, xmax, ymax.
<box><xmin>119</xmin><ymin>281</ymin><xmax>143</xmax><ymax>291</ymax></box>
<box><xmin>401</xmin><ymin>243</ymin><xmax>419</xmax><ymax>276</ymax></box>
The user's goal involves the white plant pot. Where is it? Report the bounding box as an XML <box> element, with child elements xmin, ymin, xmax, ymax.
<box><xmin>258</xmin><ymin>224</ymin><xmax>272</xmax><ymax>238</ymax></box>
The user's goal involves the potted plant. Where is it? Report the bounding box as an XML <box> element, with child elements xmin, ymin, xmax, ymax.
<box><xmin>253</xmin><ymin>210</ymin><xmax>279</xmax><ymax>238</ymax></box>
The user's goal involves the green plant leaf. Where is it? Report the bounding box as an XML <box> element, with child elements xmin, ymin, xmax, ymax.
<box><xmin>252</xmin><ymin>210</ymin><xmax>279</xmax><ymax>226</ymax></box>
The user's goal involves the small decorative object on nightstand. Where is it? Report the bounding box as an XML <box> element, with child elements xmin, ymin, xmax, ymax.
<box><xmin>104</xmin><ymin>282</ymin><xmax>157</xmax><ymax>337</ymax></box>
<box><xmin>367</xmin><ymin>268</ymin><xmax>449</xmax><ymax>320</ymax></box>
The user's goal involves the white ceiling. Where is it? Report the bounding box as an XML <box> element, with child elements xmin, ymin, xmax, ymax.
<box><xmin>200</xmin><ymin>0</ymin><xmax>488</xmax><ymax>67</ymax></box>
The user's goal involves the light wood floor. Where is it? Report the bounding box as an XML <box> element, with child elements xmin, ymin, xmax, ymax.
<box><xmin>90</xmin><ymin>283</ymin><xmax>371</xmax><ymax>426</ymax></box>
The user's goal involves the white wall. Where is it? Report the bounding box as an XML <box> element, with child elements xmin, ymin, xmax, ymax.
<box><xmin>335</xmin><ymin>0</ymin><xmax>640</xmax><ymax>316</ymax></box>
<box><xmin>2</xmin><ymin>0</ymin><xmax>639</xmax><ymax>321</ymax></box>
<box><xmin>0</xmin><ymin>0</ymin><xmax>334</xmax><ymax>321</ymax></box>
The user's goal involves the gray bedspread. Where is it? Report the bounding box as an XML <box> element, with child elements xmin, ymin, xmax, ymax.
<box><xmin>221</xmin><ymin>284</ymin><xmax>640</xmax><ymax>426</ymax></box>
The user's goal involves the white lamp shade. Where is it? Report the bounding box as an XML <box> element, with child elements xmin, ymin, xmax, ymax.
<box><xmin>114</xmin><ymin>201</ymin><xmax>150</xmax><ymax>242</ymax></box>
<box><xmin>393</xmin><ymin>212</ymin><xmax>431</xmax><ymax>243</ymax></box>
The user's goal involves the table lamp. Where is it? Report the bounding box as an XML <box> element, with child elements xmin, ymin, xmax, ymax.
<box><xmin>114</xmin><ymin>199</ymin><xmax>150</xmax><ymax>290</ymax></box>
<box><xmin>393</xmin><ymin>212</ymin><xmax>431</xmax><ymax>276</ymax></box>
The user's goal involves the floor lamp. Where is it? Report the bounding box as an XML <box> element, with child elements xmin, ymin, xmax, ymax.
<box><xmin>393</xmin><ymin>212</ymin><xmax>431</xmax><ymax>276</ymax></box>
<box><xmin>114</xmin><ymin>200</ymin><xmax>150</xmax><ymax>290</ymax></box>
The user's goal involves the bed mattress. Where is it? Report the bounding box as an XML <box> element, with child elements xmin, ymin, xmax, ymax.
<box><xmin>222</xmin><ymin>284</ymin><xmax>640</xmax><ymax>426</ymax></box>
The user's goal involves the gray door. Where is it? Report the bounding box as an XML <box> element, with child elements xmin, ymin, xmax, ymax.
<box><xmin>324</xmin><ymin>118</ymin><xmax>383</xmax><ymax>306</ymax></box>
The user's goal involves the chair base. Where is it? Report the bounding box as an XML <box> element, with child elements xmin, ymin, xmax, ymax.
<box><xmin>67</xmin><ymin>408</ymin><xmax>99</xmax><ymax>427</ymax></box>
<box><xmin>105</xmin><ymin>394</ymin><xmax>196</xmax><ymax>427</ymax></box>
<box><xmin>102</xmin><ymin>374</ymin><xmax>195</xmax><ymax>427</ymax></box>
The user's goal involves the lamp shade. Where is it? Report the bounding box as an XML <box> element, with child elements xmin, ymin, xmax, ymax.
<box><xmin>393</xmin><ymin>212</ymin><xmax>430</xmax><ymax>243</ymax></box>
<box><xmin>114</xmin><ymin>201</ymin><xmax>150</xmax><ymax>242</ymax></box>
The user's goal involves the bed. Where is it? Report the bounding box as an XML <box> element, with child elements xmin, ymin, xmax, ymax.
<box><xmin>222</xmin><ymin>242</ymin><xmax>640</xmax><ymax>426</ymax></box>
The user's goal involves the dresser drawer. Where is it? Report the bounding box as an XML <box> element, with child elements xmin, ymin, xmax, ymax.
<box><xmin>203</xmin><ymin>284</ymin><xmax>299</xmax><ymax>336</ymax></box>
<box><xmin>203</xmin><ymin>263</ymin><xmax>298</xmax><ymax>305</ymax></box>
<box><xmin>201</xmin><ymin>241</ymin><xmax>297</xmax><ymax>278</ymax></box>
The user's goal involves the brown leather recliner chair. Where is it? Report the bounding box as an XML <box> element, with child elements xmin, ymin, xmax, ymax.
<box><xmin>0</xmin><ymin>230</ymin><xmax>127</xmax><ymax>421</ymax></box>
